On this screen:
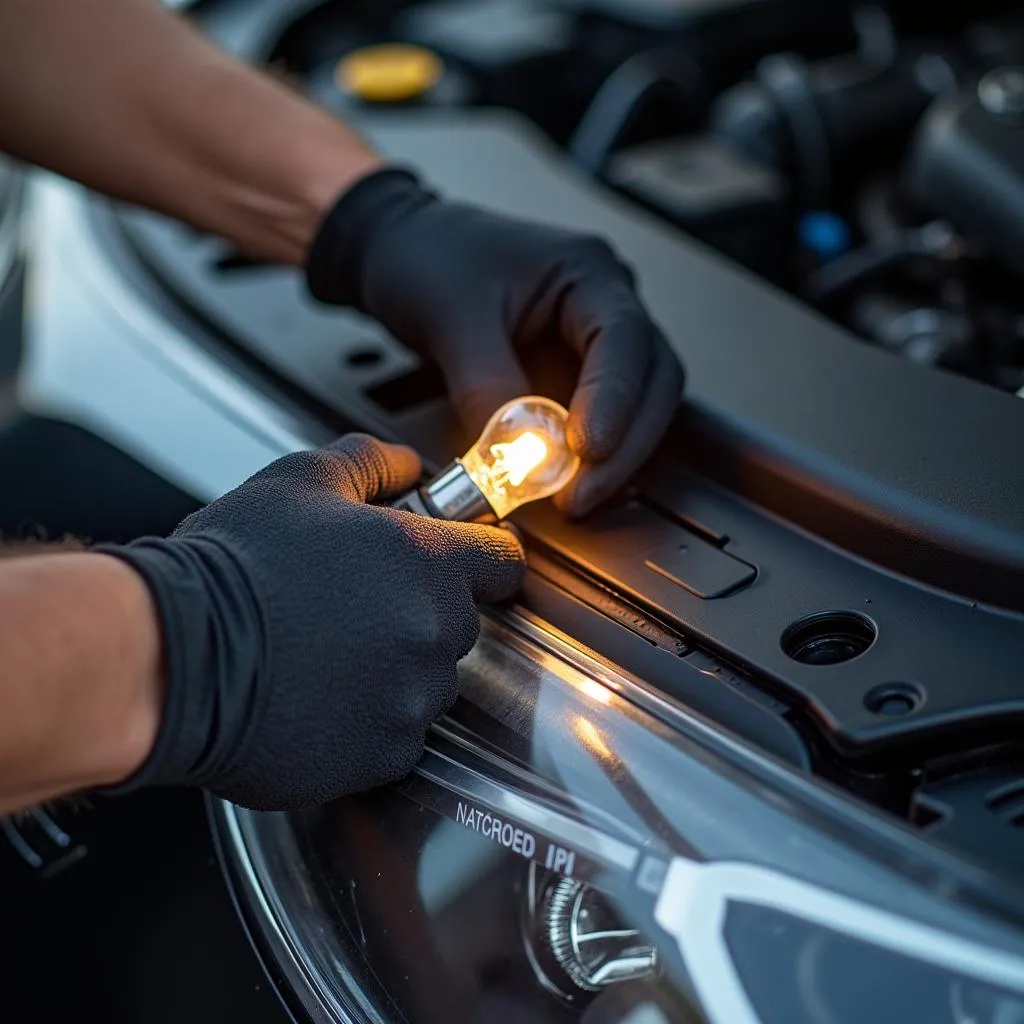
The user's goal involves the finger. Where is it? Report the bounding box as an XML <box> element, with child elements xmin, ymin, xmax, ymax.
<box><xmin>555</xmin><ymin>332</ymin><xmax>684</xmax><ymax>518</ymax></box>
<box><xmin>323</xmin><ymin>434</ymin><xmax>422</xmax><ymax>503</ymax></box>
<box><xmin>422</xmin><ymin>664</ymin><xmax>462</xmax><ymax>729</ymax></box>
<box><xmin>438</xmin><ymin>520</ymin><xmax>526</xmax><ymax>604</ymax></box>
<box><xmin>437</xmin><ymin>320</ymin><xmax>532</xmax><ymax>440</ymax></box>
<box><xmin>562</xmin><ymin>283</ymin><xmax>656</xmax><ymax>462</ymax></box>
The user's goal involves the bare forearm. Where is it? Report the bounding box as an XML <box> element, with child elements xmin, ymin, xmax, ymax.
<box><xmin>0</xmin><ymin>553</ymin><xmax>162</xmax><ymax>814</ymax></box>
<box><xmin>0</xmin><ymin>0</ymin><xmax>382</xmax><ymax>263</ymax></box>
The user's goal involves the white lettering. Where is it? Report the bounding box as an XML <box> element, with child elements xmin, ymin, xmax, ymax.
<box><xmin>449</xmin><ymin>800</ymin><xmax>545</xmax><ymax>865</ymax></box>
<box><xmin>543</xmin><ymin>844</ymin><xmax>576</xmax><ymax>876</ymax></box>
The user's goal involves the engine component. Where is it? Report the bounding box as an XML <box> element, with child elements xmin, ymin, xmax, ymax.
<box><xmin>563</xmin><ymin>0</ymin><xmax>860</xmax><ymax>87</ymax></box>
<box><xmin>608</xmin><ymin>136</ymin><xmax>788</xmax><ymax>275</ymax></box>
<box><xmin>803</xmin><ymin>220</ymin><xmax>962</xmax><ymax>304</ymax></box>
<box><xmin>567</xmin><ymin>49</ymin><xmax>707</xmax><ymax>177</ymax></box>
<box><xmin>335</xmin><ymin>42</ymin><xmax>447</xmax><ymax>104</ymax></box>
<box><xmin>712</xmin><ymin>47</ymin><xmax>961</xmax><ymax>206</ymax></box>
<box><xmin>977</xmin><ymin>63</ymin><xmax>1024</xmax><ymax>123</ymax></box>
<box><xmin>907</xmin><ymin>68</ymin><xmax>1024</xmax><ymax>277</ymax></box>
<box><xmin>847</xmin><ymin>294</ymin><xmax>974</xmax><ymax>368</ymax></box>
<box><xmin>395</xmin><ymin>0</ymin><xmax>583</xmax><ymax>140</ymax></box>
<box><xmin>397</xmin><ymin>0</ymin><xmax>572</xmax><ymax>67</ymax></box>
<box><xmin>559</xmin><ymin>0</ymin><xmax>765</xmax><ymax>32</ymax></box>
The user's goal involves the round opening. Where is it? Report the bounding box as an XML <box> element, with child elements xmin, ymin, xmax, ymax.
<box><xmin>345</xmin><ymin>348</ymin><xmax>384</xmax><ymax>369</ymax></box>
<box><xmin>781</xmin><ymin>611</ymin><xmax>877</xmax><ymax>666</ymax></box>
<box><xmin>865</xmin><ymin>682</ymin><xmax>923</xmax><ymax>717</ymax></box>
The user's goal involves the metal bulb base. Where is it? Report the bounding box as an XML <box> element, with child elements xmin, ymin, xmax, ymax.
<box><xmin>393</xmin><ymin>461</ymin><xmax>495</xmax><ymax>523</ymax></box>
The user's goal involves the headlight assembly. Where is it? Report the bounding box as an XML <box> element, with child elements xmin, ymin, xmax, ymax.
<box><xmin>210</xmin><ymin>610</ymin><xmax>1024</xmax><ymax>1024</ymax></box>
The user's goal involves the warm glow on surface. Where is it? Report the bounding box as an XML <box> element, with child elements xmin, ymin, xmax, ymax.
<box><xmin>574</xmin><ymin>717</ymin><xmax>612</xmax><ymax>758</ymax></box>
<box><xmin>579</xmin><ymin>678</ymin><xmax>613</xmax><ymax>705</ymax></box>
<box><xmin>488</xmin><ymin>431</ymin><xmax>548</xmax><ymax>488</ymax></box>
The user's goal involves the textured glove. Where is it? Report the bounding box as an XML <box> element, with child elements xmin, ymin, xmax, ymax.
<box><xmin>306</xmin><ymin>168</ymin><xmax>684</xmax><ymax>517</ymax></box>
<box><xmin>97</xmin><ymin>435</ymin><xmax>524</xmax><ymax>810</ymax></box>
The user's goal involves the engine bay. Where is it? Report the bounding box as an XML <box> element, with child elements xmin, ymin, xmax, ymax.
<box><xmin>95</xmin><ymin>0</ymin><xmax>1024</xmax><ymax>884</ymax></box>
<box><xmin>266</xmin><ymin>0</ymin><xmax>1024</xmax><ymax>392</ymax></box>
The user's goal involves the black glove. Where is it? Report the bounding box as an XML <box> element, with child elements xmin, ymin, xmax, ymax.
<box><xmin>306</xmin><ymin>168</ymin><xmax>684</xmax><ymax>517</ymax></box>
<box><xmin>97</xmin><ymin>435</ymin><xmax>524</xmax><ymax>811</ymax></box>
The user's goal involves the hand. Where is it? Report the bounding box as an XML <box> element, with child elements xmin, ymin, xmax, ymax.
<box><xmin>97</xmin><ymin>435</ymin><xmax>525</xmax><ymax>810</ymax></box>
<box><xmin>306</xmin><ymin>169</ymin><xmax>685</xmax><ymax>517</ymax></box>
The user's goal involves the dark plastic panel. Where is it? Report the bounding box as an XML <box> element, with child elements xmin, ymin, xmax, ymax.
<box><xmin>540</xmin><ymin>499</ymin><xmax>757</xmax><ymax>600</ymax></box>
<box><xmin>519</xmin><ymin>456</ymin><xmax>1024</xmax><ymax>755</ymax></box>
<box><xmin>913</xmin><ymin>762</ymin><xmax>1024</xmax><ymax>880</ymax></box>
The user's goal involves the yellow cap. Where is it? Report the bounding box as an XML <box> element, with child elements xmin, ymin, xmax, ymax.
<box><xmin>336</xmin><ymin>44</ymin><xmax>444</xmax><ymax>104</ymax></box>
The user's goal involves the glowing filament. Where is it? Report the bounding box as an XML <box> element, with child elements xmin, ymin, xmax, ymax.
<box><xmin>459</xmin><ymin>397</ymin><xmax>579</xmax><ymax>520</ymax></box>
<box><xmin>488</xmin><ymin>431</ymin><xmax>548</xmax><ymax>488</ymax></box>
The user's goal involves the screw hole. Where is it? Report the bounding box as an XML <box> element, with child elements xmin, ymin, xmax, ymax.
<box><xmin>345</xmin><ymin>348</ymin><xmax>385</xmax><ymax>369</ymax></box>
<box><xmin>781</xmin><ymin>611</ymin><xmax>876</xmax><ymax>666</ymax></box>
<box><xmin>865</xmin><ymin>682</ymin><xmax>923</xmax><ymax>716</ymax></box>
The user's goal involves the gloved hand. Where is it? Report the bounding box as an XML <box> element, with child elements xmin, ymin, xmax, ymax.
<box><xmin>306</xmin><ymin>168</ymin><xmax>684</xmax><ymax>517</ymax></box>
<box><xmin>96</xmin><ymin>435</ymin><xmax>524</xmax><ymax>811</ymax></box>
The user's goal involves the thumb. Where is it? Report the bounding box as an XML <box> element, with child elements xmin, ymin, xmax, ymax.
<box><xmin>437</xmin><ymin>319</ymin><xmax>532</xmax><ymax>440</ymax></box>
<box><xmin>323</xmin><ymin>434</ymin><xmax>423</xmax><ymax>503</ymax></box>
<box><xmin>438</xmin><ymin>520</ymin><xmax>526</xmax><ymax>604</ymax></box>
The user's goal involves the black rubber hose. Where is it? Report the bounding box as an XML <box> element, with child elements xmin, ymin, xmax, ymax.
<box><xmin>567</xmin><ymin>49</ymin><xmax>707</xmax><ymax>178</ymax></box>
<box><xmin>803</xmin><ymin>223</ymin><xmax>958</xmax><ymax>305</ymax></box>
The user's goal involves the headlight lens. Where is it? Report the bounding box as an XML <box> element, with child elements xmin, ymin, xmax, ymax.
<box><xmin>212</xmin><ymin>611</ymin><xmax>1024</xmax><ymax>1024</ymax></box>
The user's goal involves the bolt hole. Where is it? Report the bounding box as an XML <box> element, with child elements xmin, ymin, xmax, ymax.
<box><xmin>781</xmin><ymin>611</ymin><xmax>876</xmax><ymax>666</ymax></box>
<box><xmin>865</xmin><ymin>682</ymin><xmax>923</xmax><ymax>716</ymax></box>
<box><xmin>345</xmin><ymin>348</ymin><xmax>385</xmax><ymax>369</ymax></box>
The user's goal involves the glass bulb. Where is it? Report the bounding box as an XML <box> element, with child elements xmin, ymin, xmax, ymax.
<box><xmin>459</xmin><ymin>397</ymin><xmax>580</xmax><ymax>519</ymax></box>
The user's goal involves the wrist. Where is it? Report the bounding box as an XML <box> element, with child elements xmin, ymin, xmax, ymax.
<box><xmin>86</xmin><ymin>555</ymin><xmax>165</xmax><ymax>787</ymax></box>
<box><xmin>305</xmin><ymin>166</ymin><xmax>434</xmax><ymax>307</ymax></box>
<box><xmin>258</xmin><ymin>138</ymin><xmax>386</xmax><ymax>266</ymax></box>
<box><xmin>0</xmin><ymin>552</ymin><xmax>164</xmax><ymax>809</ymax></box>
<box><xmin>95</xmin><ymin>535</ymin><xmax>266</xmax><ymax>796</ymax></box>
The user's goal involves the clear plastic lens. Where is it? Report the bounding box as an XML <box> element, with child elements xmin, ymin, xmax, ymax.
<box><xmin>215</xmin><ymin>615</ymin><xmax>1024</xmax><ymax>1024</ymax></box>
<box><xmin>460</xmin><ymin>396</ymin><xmax>580</xmax><ymax>519</ymax></box>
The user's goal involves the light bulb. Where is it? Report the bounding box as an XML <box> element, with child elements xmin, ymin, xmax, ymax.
<box><xmin>393</xmin><ymin>396</ymin><xmax>580</xmax><ymax>522</ymax></box>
